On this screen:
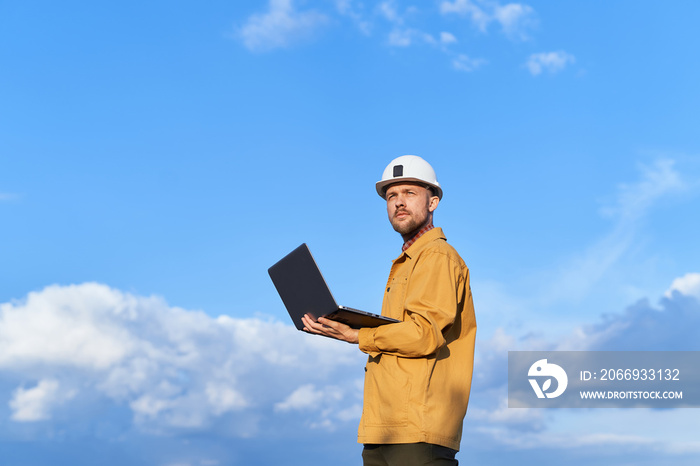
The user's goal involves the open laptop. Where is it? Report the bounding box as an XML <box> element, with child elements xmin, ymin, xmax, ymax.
<box><xmin>268</xmin><ymin>243</ymin><xmax>400</xmax><ymax>330</ymax></box>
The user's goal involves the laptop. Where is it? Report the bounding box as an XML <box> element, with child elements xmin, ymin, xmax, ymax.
<box><xmin>268</xmin><ymin>243</ymin><xmax>400</xmax><ymax>330</ymax></box>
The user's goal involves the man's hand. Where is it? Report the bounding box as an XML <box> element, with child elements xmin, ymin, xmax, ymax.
<box><xmin>301</xmin><ymin>314</ymin><xmax>360</xmax><ymax>344</ymax></box>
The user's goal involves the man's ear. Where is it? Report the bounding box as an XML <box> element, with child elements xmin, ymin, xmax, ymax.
<box><xmin>428</xmin><ymin>196</ymin><xmax>439</xmax><ymax>213</ymax></box>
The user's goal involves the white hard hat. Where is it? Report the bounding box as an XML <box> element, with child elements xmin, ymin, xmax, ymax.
<box><xmin>376</xmin><ymin>155</ymin><xmax>443</xmax><ymax>200</ymax></box>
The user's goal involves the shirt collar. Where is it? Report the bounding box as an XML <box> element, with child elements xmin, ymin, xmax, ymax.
<box><xmin>402</xmin><ymin>223</ymin><xmax>434</xmax><ymax>252</ymax></box>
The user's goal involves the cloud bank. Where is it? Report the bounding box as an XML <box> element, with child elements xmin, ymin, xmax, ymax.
<box><xmin>0</xmin><ymin>266</ymin><xmax>698</xmax><ymax>466</ymax></box>
<box><xmin>0</xmin><ymin>283</ymin><xmax>365</xmax><ymax>435</ymax></box>
<box><xmin>3</xmin><ymin>274</ymin><xmax>699</xmax><ymax>457</ymax></box>
<box><xmin>565</xmin><ymin>287</ymin><xmax>700</xmax><ymax>352</ymax></box>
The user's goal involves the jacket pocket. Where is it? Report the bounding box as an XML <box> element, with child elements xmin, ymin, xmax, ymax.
<box><xmin>383</xmin><ymin>276</ymin><xmax>407</xmax><ymax>321</ymax></box>
<box><xmin>363</xmin><ymin>357</ymin><xmax>411</xmax><ymax>427</ymax></box>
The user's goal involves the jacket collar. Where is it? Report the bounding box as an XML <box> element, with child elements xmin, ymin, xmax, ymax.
<box><xmin>400</xmin><ymin>227</ymin><xmax>446</xmax><ymax>260</ymax></box>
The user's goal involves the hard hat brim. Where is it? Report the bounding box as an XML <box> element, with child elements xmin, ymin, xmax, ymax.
<box><xmin>376</xmin><ymin>177</ymin><xmax>443</xmax><ymax>200</ymax></box>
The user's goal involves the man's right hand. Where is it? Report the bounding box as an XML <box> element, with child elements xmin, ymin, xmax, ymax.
<box><xmin>301</xmin><ymin>314</ymin><xmax>360</xmax><ymax>344</ymax></box>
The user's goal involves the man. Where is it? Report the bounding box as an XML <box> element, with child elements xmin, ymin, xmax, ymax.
<box><xmin>302</xmin><ymin>155</ymin><xmax>477</xmax><ymax>466</ymax></box>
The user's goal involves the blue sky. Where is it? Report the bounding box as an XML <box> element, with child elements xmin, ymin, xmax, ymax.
<box><xmin>2</xmin><ymin>0</ymin><xmax>700</xmax><ymax>464</ymax></box>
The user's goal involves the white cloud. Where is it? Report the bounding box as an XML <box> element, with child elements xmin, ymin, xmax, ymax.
<box><xmin>387</xmin><ymin>28</ymin><xmax>439</xmax><ymax>47</ymax></box>
<box><xmin>603</xmin><ymin>159</ymin><xmax>684</xmax><ymax>222</ymax></box>
<box><xmin>387</xmin><ymin>28</ymin><xmax>413</xmax><ymax>46</ymax></box>
<box><xmin>378</xmin><ymin>0</ymin><xmax>401</xmax><ymax>24</ymax></box>
<box><xmin>206</xmin><ymin>383</ymin><xmax>248</xmax><ymax>415</ymax></box>
<box><xmin>535</xmin><ymin>159</ymin><xmax>684</xmax><ymax>308</ymax></box>
<box><xmin>336</xmin><ymin>401</ymin><xmax>363</xmax><ymax>421</ymax></box>
<box><xmin>335</xmin><ymin>0</ymin><xmax>372</xmax><ymax>35</ymax></box>
<box><xmin>0</xmin><ymin>283</ymin><xmax>137</xmax><ymax>370</ymax></box>
<box><xmin>0</xmin><ymin>283</ymin><xmax>365</xmax><ymax>433</ymax></box>
<box><xmin>493</xmin><ymin>3</ymin><xmax>535</xmax><ymax>39</ymax></box>
<box><xmin>275</xmin><ymin>384</ymin><xmax>340</xmax><ymax>411</ymax></box>
<box><xmin>440</xmin><ymin>31</ymin><xmax>458</xmax><ymax>44</ymax></box>
<box><xmin>237</xmin><ymin>0</ymin><xmax>329</xmax><ymax>52</ymax></box>
<box><xmin>525</xmin><ymin>51</ymin><xmax>575</xmax><ymax>75</ymax></box>
<box><xmin>274</xmin><ymin>382</ymin><xmax>358</xmax><ymax>431</ymax></box>
<box><xmin>440</xmin><ymin>0</ymin><xmax>490</xmax><ymax>32</ymax></box>
<box><xmin>335</xmin><ymin>0</ymin><xmax>353</xmax><ymax>15</ymax></box>
<box><xmin>469</xmin><ymin>397</ymin><xmax>544</xmax><ymax>426</ymax></box>
<box><xmin>9</xmin><ymin>379</ymin><xmax>75</xmax><ymax>421</ymax></box>
<box><xmin>665</xmin><ymin>273</ymin><xmax>700</xmax><ymax>299</ymax></box>
<box><xmin>440</xmin><ymin>0</ymin><xmax>535</xmax><ymax>38</ymax></box>
<box><xmin>470</xmin><ymin>407</ymin><xmax>700</xmax><ymax>456</ymax></box>
<box><xmin>478</xmin><ymin>271</ymin><xmax>700</xmax><ymax>365</ymax></box>
<box><xmin>130</xmin><ymin>393</ymin><xmax>174</xmax><ymax>418</ymax></box>
<box><xmin>376</xmin><ymin>2</ymin><xmax>440</xmax><ymax>48</ymax></box>
<box><xmin>562</xmin><ymin>275</ymin><xmax>700</xmax><ymax>351</ymax></box>
<box><xmin>477</xmin><ymin>424</ymin><xmax>657</xmax><ymax>450</ymax></box>
<box><xmin>452</xmin><ymin>54</ymin><xmax>487</xmax><ymax>72</ymax></box>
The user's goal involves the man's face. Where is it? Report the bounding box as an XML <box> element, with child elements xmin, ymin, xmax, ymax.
<box><xmin>385</xmin><ymin>183</ymin><xmax>439</xmax><ymax>237</ymax></box>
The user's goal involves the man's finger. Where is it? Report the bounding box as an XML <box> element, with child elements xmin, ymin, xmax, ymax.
<box><xmin>317</xmin><ymin>317</ymin><xmax>337</xmax><ymax>328</ymax></box>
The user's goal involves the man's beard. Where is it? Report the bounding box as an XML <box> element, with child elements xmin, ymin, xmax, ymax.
<box><xmin>390</xmin><ymin>209</ymin><xmax>428</xmax><ymax>236</ymax></box>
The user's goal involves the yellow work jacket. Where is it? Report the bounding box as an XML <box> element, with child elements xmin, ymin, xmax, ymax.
<box><xmin>357</xmin><ymin>227</ymin><xmax>476</xmax><ymax>451</ymax></box>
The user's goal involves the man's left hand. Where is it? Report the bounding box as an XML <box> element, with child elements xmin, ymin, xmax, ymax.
<box><xmin>301</xmin><ymin>314</ymin><xmax>359</xmax><ymax>344</ymax></box>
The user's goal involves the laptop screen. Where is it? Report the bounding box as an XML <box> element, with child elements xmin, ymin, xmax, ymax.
<box><xmin>268</xmin><ymin>243</ymin><xmax>339</xmax><ymax>330</ymax></box>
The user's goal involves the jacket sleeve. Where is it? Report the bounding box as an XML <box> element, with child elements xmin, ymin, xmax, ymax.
<box><xmin>358</xmin><ymin>250</ymin><xmax>463</xmax><ymax>358</ymax></box>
